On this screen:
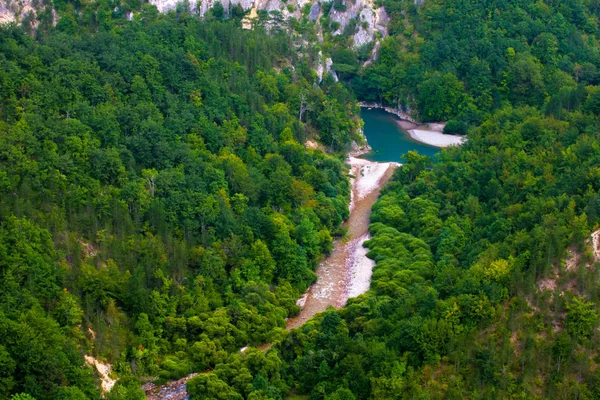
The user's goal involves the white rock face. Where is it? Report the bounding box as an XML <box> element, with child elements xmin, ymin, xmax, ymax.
<box><xmin>0</xmin><ymin>0</ymin><xmax>36</xmax><ymax>24</ymax></box>
<box><xmin>326</xmin><ymin>0</ymin><xmax>387</xmax><ymax>48</ymax></box>
<box><xmin>314</xmin><ymin>51</ymin><xmax>338</xmax><ymax>83</ymax></box>
<box><xmin>315</xmin><ymin>61</ymin><xmax>324</xmax><ymax>82</ymax></box>
<box><xmin>353</xmin><ymin>7</ymin><xmax>374</xmax><ymax>47</ymax></box>
<box><xmin>146</xmin><ymin>0</ymin><xmax>389</xmax><ymax>50</ymax></box>
<box><xmin>374</xmin><ymin>6</ymin><xmax>389</xmax><ymax>34</ymax></box>
<box><xmin>150</xmin><ymin>0</ymin><xmax>299</xmax><ymax>17</ymax></box>
<box><xmin>254</xmin><ymin>0</ymin><xmax>282</xmax><ymax>13</ymax></box>
<box><xmin>0</xmin><ymin>2</ymin><xmax>15</xmax><ymax>24</ymax></box>
<box><xmin>0</xmin><ymin>0</ymin><xmax>390</xmax><ymax>72</ymax></box>
<box><xmin>329</xmin><ymin>0</ymin><xmax>361</xmax><ymax>34</ymax></box>
<box><xmin>325</xmin><ymin>57</ymin><xmax>338</xmax><ymax>82</ymax></box>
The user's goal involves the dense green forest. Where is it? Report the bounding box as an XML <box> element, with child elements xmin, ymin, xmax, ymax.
<box><xmin>0</xmin><ymin>7</ymin><xmax>360</xmax><ymax>399</ymax></box>
<box><xmin>184</xmin><ymin>1</ymin><xmax>600</xmax><ymax>399</ymax></box>
<box><xmin>4</xmin><ymin>0</ymin><xmax>600</xmax><ymax>399</ymax></box>
<box><xmin>350</xmin><ymin>0</ymin><xmax>600</xmax><ymax>126</ymax></box>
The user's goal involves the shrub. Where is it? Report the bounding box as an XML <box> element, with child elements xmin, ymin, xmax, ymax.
<box><xmin>444</xmin><ymin>120</ymin><xmax>468</xmax><ymax>135</ymax></box>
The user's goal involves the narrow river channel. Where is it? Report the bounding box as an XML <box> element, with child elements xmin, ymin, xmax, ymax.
<box><xmin>144</xmin><ymin>107</ymin><xmax>442</xmax><ymax>399</ymax></box>
<box><xmin>286</xmin><ymin>107</ymin><xmax>443</xmax><ymax>328</ymax></box>
<box><xmin>286</xmin><ymin>157</ymin><xmax>397</xmax><ymax>329</ymax></box>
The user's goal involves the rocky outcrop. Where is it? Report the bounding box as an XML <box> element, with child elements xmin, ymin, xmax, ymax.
<box><xmin>349</xmin><ymin>139</ymin><xmax>371</xmax><ymax>157</ymax></box>
<box><xmin>151</xmin><ymin>0</ymin><xmax>291</xmax><ymax>17</ymax></box>
<box><xmin>314</xmin><ymin>51</ymin><xmax>338</xmax><ymax>83</ymax></box>
<box><xmin>84</xmin><ymin>355</ymin><xmax>117</xmax><ymax>393</ymax></box>
<box><xmin>359</xmin><ymin>102</ymin><xmax>416</xmax><ymax>122</ymax></box>
<box><xmin>308</xmin><ymin>2</ymin><xmax>319</xmax><ymax>21</ymax></box>
<box><xmin>1</xmin><ymin>0</ymin><xmax>58</xmax><ymax>27</ymax></box>
<box><xmin>147</xmin><ymin>0</ymin><xmax>389</xmax><ymax>50</ymax></box>
<box><xmin>1</xmin><ymin>0</ymin><xmax>390</xmax><ymax>52</ymax></box>
<box><xmin>328</xmin><ymin>0</ymin><xmax>388</xmax><ymax>48</ymax></box>
<box><xmin>0</xmin><ymin>0</ymin><xmax>35</xmax><ymax>24</ymax></box>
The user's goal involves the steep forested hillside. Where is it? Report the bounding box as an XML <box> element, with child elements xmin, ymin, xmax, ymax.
<box><xmin>0</xmin><ymin>11</ymin><xmax>360</xmax><ymax>399</ymax></box>
<box><xmin>184</xmin><ymin>113</ymin><xmax>600</xmax><ymax>399</ymax></box>
<box><xmin>352</xmin><ymin>0</ymin><xmax>600</xmax><ymax>126</ymax></box>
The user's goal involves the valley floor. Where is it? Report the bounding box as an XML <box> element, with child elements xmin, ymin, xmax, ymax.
<box><xmin>144</xmin><ymin>156</ymin><xmax>398</xmax><ymax>398</ymax></box>
<box><xmin>286</xmin><ymin>156</ymin><xmax>398</xmax><ymax>329</ymax></box>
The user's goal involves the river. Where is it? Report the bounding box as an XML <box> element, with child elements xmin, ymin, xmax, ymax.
<box><xmin>286</xmin><ymin>157</ymin><xmax>397</xmax><ymax>329</ymax></box>
<box><xmin>144</xmin><ymin>108</ymin><xmax>441</xmax><ymax>399</ymax></box>
<box><xmin>359</xmin><ymin>108</ymin><xmax>440</xmax><ymax>162</ymax></box>
<box><xmin>286</xmin><ymin>107</ymin><xmax>444</xmax><ymax>328</ymax></box>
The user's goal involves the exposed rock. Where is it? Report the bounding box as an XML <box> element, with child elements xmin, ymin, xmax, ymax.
<box><xmin>146</xmin><ymin>0</ymin><xmax>388</xmax><ymax>51</ymax></box>
<box><xmin>85</xmin><ymin>355</ymin><xmax>117</xmax><ymax>393</ymax></box>
<box><xmin>374</xmin><ymin>6</ymin><xmax>388</xmax><ymax>34</ymax></box>
<box><xmin>241</xmin><ymin>6</ymin><xmax>257</xmax><ymax>29</ymax></box>
<box><xmin>314</xmin><ymin>51</ymin><xmax>325</xmax><ymax>82</ymax></box>
<box><xmin>144</xmin><ymin>373</ymin><xmax>199</xmax><ymax>400</ymax></box>
<box><xmin>329</xmin><ymin>0</ymin><xmax>364</xmax><ymax>35</ymax></box>
<box><xmin>295</xmin><ymin>0</ymin><xmax>311</xmax><ymax>8</ymax></box>
<box><xmin>362</xmin><ymin>39</ymin><xmax>380</xmax><ymax>67</ymax></box>
<box><xmin>308</xmin><ymin>2</ymin><xmax>319</xmax><ymax>21</ymax></box>
<box><xmin>313</xmin><ymin>52</ymin><xmax>338</xmax><ymax>83</ymax></box>
<box><xmin>349</xmin><ymin>139</ymin><xmax>371</xmax><ymax>157</ymax></box>
<box><xmin>359</xmin><ymin>102</ymin><xmax>416</xmax><ymax>122</ymax></box>
<box><xmin>232</xmin><ymin>0</ymin><xmax>255</xmax><ymax>10</ymax></box>
<box><xmin>325</xmin><ymin>57</ymin><xmax>338</xmax><ymax>82</ymax></box>
<box><xmin>149</xmin><ymin>0</ymin><xmax>184</xmax><ymax>13</ymax></box>
<box><xmin>254</xmin><ymin>0</ymin><xmax>283</xmax><ymax>13</ymax></box>
<box><xmin>0</xmin><ymin>0</ymin><xmax>37</xmax><ymax>25</ymax></box>
<box><xmin>305</xmin><ymin>139</ymin><xmax>325</xmax><ymax>152</ymax></box>
<box><xmin>0</xmin><ymin>2</ymin><xmax>16</xmax><ymax>24</ymax></box>
<box><xmin>353</xmin><ymin>7</ymin><xmax>374</xmax><ymax>47</ymax></box>
<box><xmin>1</xmin><ymin>0</ymin><xmax>390</xmax><ymax>55</ymax></box>
<box><xmin>151</xmin><ymin>0</ymin><xmax>255</xmax><ymax>15</ymax></box>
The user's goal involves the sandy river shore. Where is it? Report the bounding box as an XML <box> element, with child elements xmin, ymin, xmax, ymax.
<box><xmin>286</xmin><ymin>156</ymin><xmax>398</xmax><ymax>329</ymax></box>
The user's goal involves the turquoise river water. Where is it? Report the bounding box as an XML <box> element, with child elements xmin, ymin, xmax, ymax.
<box><xmin>359</xmin><ymin>108</ymin><xmax>440</xmax><ymax>163</ymax></box>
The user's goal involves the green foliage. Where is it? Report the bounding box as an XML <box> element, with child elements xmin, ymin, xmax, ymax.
<box><xmin>11</xmin><ymin>395</ymin><xmax>37</xmax><ymax>400</ymax></box>
<box><xmin>352</xmin><ymin>0</ymin><xmax>600</xmax><ymax>129</ymax></box>
<box><xmin>261</xmin><ymin>99</ymin><xmax>600</xmax><ymax>398</ymax></box>
<box><xmin>210</xmin><ymin>2</ymin><xmax>226</xmax><ymax>21</ymax></box>
<box><xmin>332</xmin><ymin>0</ymin><xmax>346</xmax><ymax>12</ymax></box>
<box><xmin>443</xmin><ymin>120</ymin><xmax>467</xmax><ymax>136</ymax></box>
<box><xmin>417</xmin><ymin>72</ymin><xmax>466</xmax><ymax>122</ymax></box>
<box><xmin>0</xmin><ymin>7</ymin><xmax>358</xmax><ymax>398</ymax></box>
<box><xmin>565</xmin><ymin>297</ymin><xmax>598</xmax><ymax>340</ymax></box>
<box><xmin>6</xmin><ymin>0</ymin><xmax>600</xmax><ymax>398</ymax></box>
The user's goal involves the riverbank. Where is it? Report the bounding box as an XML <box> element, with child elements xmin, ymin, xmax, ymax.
<box><xmin>286</xmin><ymin>156</ymin><xmax>398</xmax><ymax>329</ymax></box>
<box><xmin>359</xmin><ymin>102</ymin><xmax>416</xmax><ymax>122</ymax></box>
<box><xmin>345</xmin><ymin>156</ymin><xmax>399</xmax><ymax>299</ymax></box>
<box><xmin>407</xmin><ymin>128</ymin><xmax>466</xmax><ymax>147</ymax></box>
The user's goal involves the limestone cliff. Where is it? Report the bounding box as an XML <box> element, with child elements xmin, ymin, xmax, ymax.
<box><xmin>1</xmin><ymin>0</ymin><xmax>391</xmax><ymax>86</ymax></box>
<box><xmin>0</xmin><ymin>0</ymin><xmax>35</xmax><ymax>24</ymax></box>
<box><xmin>149</xmin><ymin>0</ymin><xmax>389</xmax><ymax>50</ymax></box>
<box><xmin>0</xmin><ymin>0</ymin><xmax>390</xmax><ymax>61</ymax></box>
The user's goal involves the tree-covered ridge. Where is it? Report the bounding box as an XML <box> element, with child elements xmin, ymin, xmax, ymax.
<box><xmin>0</xmin><ymin>11</ymin><xmax>360</xmax><ymax>399</ymax></box>
<box><xmin>352</xmin><ymin>0</ymin><xmax>600</xmax><ymax>125</ymax></box>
